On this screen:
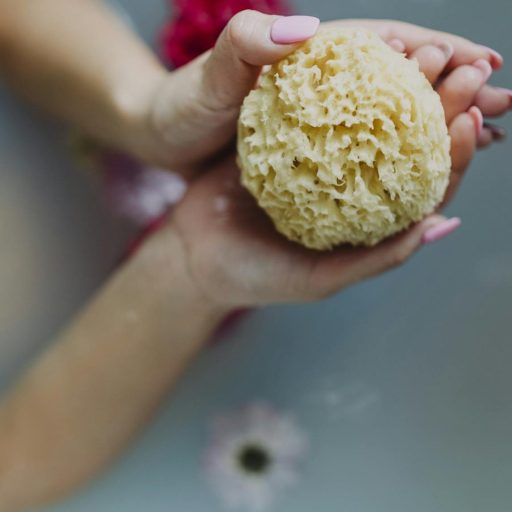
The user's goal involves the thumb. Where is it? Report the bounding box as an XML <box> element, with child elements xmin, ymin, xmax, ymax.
<box><xmin>148</xmin><ymin>11</ymin><xmax>319</xmax><ymax>170</ymax></box>
<box><xmin>201</xmin><ymin>10</ymin><xmax>320</xmax><ymax>111</ymax></box>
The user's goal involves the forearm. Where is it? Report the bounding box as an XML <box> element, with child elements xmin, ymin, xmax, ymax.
<box><xmin>0</xmin><ymin>0</ymin><xmax>165</xmax><ymax>159</ymax></box>
<box><xmin>0</xmin><ymin>227</ymin><xmax>226</xmax><ymax>511</ymax></box>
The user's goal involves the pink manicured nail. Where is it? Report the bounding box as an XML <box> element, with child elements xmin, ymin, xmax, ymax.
<box><xmin>473</xmin><ymin>59</ymin><xmax>493</xmax><ymax>82</ymax></box>
<box><xmin>271</xmin><ymin>15</ymin><xmax>320</xmax><ymax>44</ymax></box>
<box><xmin>468</xmin><ymin>106</ymin><xmax>484</xmax><ymax>137</ymax></box>
<box><xmin>479</xmin><ymin>45</ymin><xmax>504</xmax><ymax>70</ymax></box>
<box><xmin>422</xmin><ymin>217</ymin><xmax>461</xmax><ymax>245</ymax></box>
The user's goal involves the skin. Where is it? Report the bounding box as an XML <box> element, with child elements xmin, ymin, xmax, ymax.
<box><xmin>0</xmin><ymin>229</ymin><xmax>226</xmax><ymax>511</ymax></box>
<box><xmin>0</xmin><ymin>4</ymin><xmax>510</xmax><ymax>510</ymax></box>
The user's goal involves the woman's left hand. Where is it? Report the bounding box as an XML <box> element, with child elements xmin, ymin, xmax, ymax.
<box><xmin>137</xmin><ymin>12</ymin><xmax>510</xmax><ymax>174</ymax></box>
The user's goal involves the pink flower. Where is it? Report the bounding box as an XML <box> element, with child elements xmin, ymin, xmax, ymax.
<box><xmin>161</xmin><ymin>0</ymin><xmax>290</xmax><ymax>68</ymax></box>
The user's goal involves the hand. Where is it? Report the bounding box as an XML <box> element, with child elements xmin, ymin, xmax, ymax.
<box><xmin>169</xmin><ymin>155</ymin><xmax>455</xmax><ymax>308</ymax></box>
<box><xmin>334</xmin><ymin>19</ymin><xmax>510</xmax><ymax>203</ymax></box>
<box><xmin>158</xmin><ymin>14</ymin><xmax>511</xmax><ymax>308</ymax></box>
<box><xmin>136</xmin><ymin>12</ymin><xmax>510</xmax><ymax>175</ymax></box>
<box><xmin>331</xmin><ymin>19</ymin><xmax>510</xmax><ymax>149</ymax></box>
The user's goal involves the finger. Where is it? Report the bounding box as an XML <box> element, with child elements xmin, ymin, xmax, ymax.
<box><xmin>388</xmin><ymin>38</ymin><xmax>406</xmax><ymax>52</ymax></box>
<box><xmin>155</xmin><ymin>12</ymin><xmax>319</xmax><ymax>168</ymax></box>
<box><xmin>437</xmin><ymin>60</ymin><xmax>492</xmax><ymax>123</ymax></box>
<box><xmin>477</xmin><ymin>127</ymin><xmax>494</xmax><ymax>149</ymax></box>
<box><xmin>474</xmin><ymin>85</ymin><xmax>512</xmax><ymax>117</ymax></box>
<box><xmin>441</xmin><ymin>110</ymin><xmax>478</xmax><ymax>208</ymax></box>
<box><xmin>409</xmin><ymin>42</ymin><xmax>454</xmax><ymax>83</ymax></box>
<box><xmin>323</xmin><ymin>20</ymin><xmax>499</xmax><ymax>70</ymax></box>
<box><xmin>310</xmin><ymin>215</ymin><xmax>459</xmax><ymax>296</ymax></box>
<box><xmin>202</xmin><ymin>12</ymin><xmax>320</xmax><ymax>110</ymax></box>
<box><xmin>481</xmin><ymin>122</ymin><xmax>507</xmax><ymax>146</ymax></box>
<box><xmin>478</xmin><ymin>45</ymin><xmax>505</xmax><ymax>70</ymax></box>
<box><xmin>339</xmin><ymin>217</ymin><xmax>445</xmax><ymax>286</ymax></box>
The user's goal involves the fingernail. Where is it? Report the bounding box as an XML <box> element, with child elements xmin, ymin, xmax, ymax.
<box><xmin>468</xmin><ymin>106</ymin><xmax>484</xmax><ymax>137</ymax></box>
<box><xmin>271</xmin><ymin>15</ymin><xmax>320</xmax><ymax>44</ymax></box>
<box><xmin>422</xmin><ymin>217</ymin><xmax>461</xmax><ymax>245</ymax></box>
<box><xmin>388</xmin><ymin>38</ymin><xmax>406</xmax><ymax>53</ymax></box>
<box><xmin>495</xmin><ymin>87</ymin><xmax>512</xmax><ymax>109</ymax></box>
<box><xmin>479</xmin><ymin>45</ymin><xmax>504</xmax><ymax>70</ymax></box>
<box><xmin>473</xmin><ymin>58</ymin><xmax>493</xmax><ymax>82</ymax></box>
<box><xmin>477</xmin><ymin>129</ymin><xmax>493</xmax><ymax>149</ymax></box>
<box><xmin>437</xmin><ymin>41</ymin><xmax>454</xmax><ymax>60</ymax></box>
<box><xmin>484</xmin><ymin>122</ymin><xmax>507</xmax><ymax>142</ymax></box>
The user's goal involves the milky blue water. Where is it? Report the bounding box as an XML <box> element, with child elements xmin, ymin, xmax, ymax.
<box><xmin>1</xmin><ymin>0</ymin><xmax>511</xmax><ymax>510</ymax></box>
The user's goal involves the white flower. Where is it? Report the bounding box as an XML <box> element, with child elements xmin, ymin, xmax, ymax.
<box><xmin>111</xmin><ymin>166</ymin><xmax>186</xmax><ymax>225</ymax></box>
<box><xmin>205</xmin><ymin>402</ymin><xmax>308</xmax><ymax>511</ymax></box>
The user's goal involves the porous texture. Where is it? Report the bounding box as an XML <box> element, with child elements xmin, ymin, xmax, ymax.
<box><xmin>238</xmin><ymin>28</ymin><xmax>451</xmax><ymax>249</ymax></box>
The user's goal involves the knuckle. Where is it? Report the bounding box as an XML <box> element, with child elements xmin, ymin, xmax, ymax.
<box><xmin>389</xmin><ymin>246</ymin><xmax>411</xmax><ymax>268</ymax></box>
<box><xmin>226</xmin><ymin>10</ymin><xmax>255</xmax><ymax>49</ymax></box>
<box><xmin>415</xmin><ymin>47</ymin><xmax>446</xmax><ymax>75</ymax></box>
<box><xmin>380</xmin><ymin>24</ymin><xmax>396</xmax><ymax>42</ymax></box>
<box><xmin>292</xmin><ymin>260</ymin><xmax>337</xmax><ymax>302</ymax></box>
<box><xmin>449</xmin><ymin>113</ymin><xmax>475</xmax><ymax>142</ymax></box>
<box><xmin>429</xmin><ymin>46</ymin><xmax>448</xmax><ymax>64</ymax></box>
<box><xmin>457</xmin><ymin>67</ymin><xmax>483</xmax><ymax>91</ymax></box>
<box><xmin>419</xmin><ymin>45</ymin><xmax>441</xmax><ymax>59</ymax></box>
<box><xmin>442</xmin><ymin>67</ymin><xmax>480</xmax><ymax>100</ymax></box>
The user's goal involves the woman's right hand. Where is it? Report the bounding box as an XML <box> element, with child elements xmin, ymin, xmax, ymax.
<box><xmin>166</xmin><ymin>155</ymin><xmax>455</xmax><ymax>309</ymax></box>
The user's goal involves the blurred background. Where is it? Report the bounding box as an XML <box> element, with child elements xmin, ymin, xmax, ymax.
<box><xmin>1</xmin><ymin>0</ymin><xmax>511</xmax><ymax>511</ymax></box>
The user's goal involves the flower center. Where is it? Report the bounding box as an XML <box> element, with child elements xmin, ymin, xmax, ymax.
<box><xmin>237</xmin><ymin>444</ymin><xmax>272</xmax><ymax>475</ymax></box>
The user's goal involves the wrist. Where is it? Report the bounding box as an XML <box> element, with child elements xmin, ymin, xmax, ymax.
<box><xmin>127</xmin><ymin>221</ymin><xmax>231</xmax><ymax>330</ymax></box>
<box><xmin>108</xmin><ymin>62</ymin><xmax>169</xmax><ymax>164</ymax></box>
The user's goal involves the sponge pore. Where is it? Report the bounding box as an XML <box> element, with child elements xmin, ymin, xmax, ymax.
<box><xmin>237</xmin><ymin>28</ymin><xmax>451</xmax><ymax>250</ymax></box>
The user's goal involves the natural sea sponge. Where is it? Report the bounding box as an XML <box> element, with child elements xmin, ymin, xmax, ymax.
<box><xmin>237</xmin><ymin>28</ymin><xmax>451</xmax><ymax>249</ymax></box>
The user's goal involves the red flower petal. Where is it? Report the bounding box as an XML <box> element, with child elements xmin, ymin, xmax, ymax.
<box><xmin>161</xmin><ymin>0</ymin><xmax>291</xmax><ymax>68</ymax></box>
